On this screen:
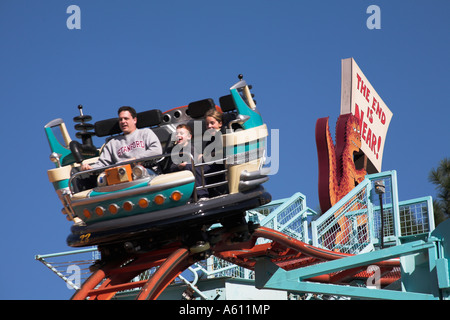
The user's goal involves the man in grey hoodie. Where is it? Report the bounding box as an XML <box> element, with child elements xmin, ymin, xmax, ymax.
<box><xmin>81</xmin><ymin>106</ymin><xmax>162</xmax><ymax>171</ymax></box>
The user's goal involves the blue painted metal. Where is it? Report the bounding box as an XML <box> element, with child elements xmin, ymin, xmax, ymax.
<box><xmin>44</xmin><ymin>118</ymin><xmax>99</xmax><ymax>167</ymax></box>
<box><xmin>203</xmin><ymin>170</ymin><xmax>444</xmax><ymax>299</ymax></box>
<box><xmin>73</xmin><ymin>181</ymin><xmax>195</xmax><ymax>224</ymax></box>
<box><xmin>44</xmin><ymin>120</ymin><xmax>76</xmax><ymax>166</ymax></box>
<box><xmin>368</xmin><ymin>170</ymin><xmax>402</xmax><ymax>245</ymax></box>
<box><xmin>227</xmin><ymin>140</ymin><xmax>265</xmax><ymax>155</ymax></box>
<box><xmin>254</xmin><ymin>256</ymin><xmax>435</xmax><ymax>300</ymax></box>
<box><xmin>255</xmin><ymin>236</ymin><xmax>445</xmax><ymax>299</ymax></box>
<box><xmin>311</xmin><ymin>170</ymin><xmax>436</xmax><ymax>254</ymax></box>
<box><xmin>248</xmin><ymin>192</ymin><xmax>317</xmax><ymax>242</ymax></box>
<box><xmin>311</xmin><ymin>178</ymin><xmax>373</xmax><ymax>253</ymax></box>
<box><xmin>230</xmin><ymin>87</ymin><xmax>263</xmax><ymax>129</ymax></box>
<box><xmin>249</xmin><ymin>169</ymin><xmax>448</xmax><ymax>300</ymax></box>
<box><xmin>37</xmin><ymin>167</ymin><xmax>448</xmax><ymax>300</ymax></box>
<box><xmin>433</xmin><ymin>220</ymin><xmax>450</xmax><ymax>297</ymax></box>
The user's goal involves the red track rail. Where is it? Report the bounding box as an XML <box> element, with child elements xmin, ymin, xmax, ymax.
<box><xmin>71</xmin><ymin>226</ymin><xmax>400</xmax><ymax>300</ymax></box>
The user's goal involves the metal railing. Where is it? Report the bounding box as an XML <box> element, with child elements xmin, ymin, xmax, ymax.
<box><xmin>311</xmin><ymin>170</ymin><xmax>435</xmax><ymax>253</ymax></box>
<box><xmin>311</xmin><ymin>179</ymin><xmax>372</xmax><ymax>254</ymax></box>
<box><xmin>203</xmin><ymin>192</ymin><xmax>317</xmax><ymax>281</ymax></box>
<box><xmin>36</xmin><ymin>170</ymin><xmax>436</xmax><ymax>298</ymax></box>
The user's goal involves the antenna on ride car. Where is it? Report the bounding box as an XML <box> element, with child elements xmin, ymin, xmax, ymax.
<box><xmin>74</xmin><ymin>104</ymin><xmax>91</xmax><ymax>122</ymax></box>
<box><xmin>70</xmin><ymin>105</ymin><xmax>97</xmax><ymax>163</ymax></box>
<box><xmin>73</xmin><ymin>105</ymin><xmax>95</xmax><ymax>146</ymax></box>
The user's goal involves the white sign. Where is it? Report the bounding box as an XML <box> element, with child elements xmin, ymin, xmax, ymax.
<box><xmin>340</xmin><ymin>58</ymin><xmax>393</xmax><ymax>173</ymax></box>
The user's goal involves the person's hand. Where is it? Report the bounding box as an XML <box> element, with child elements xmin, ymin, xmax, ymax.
<box><xmin>178</xmin><ymin>162</ymin><xmax>187</xmax><ymax>169</ymax></box>
<box><xmin>118</xmin><ymin>158</ymin><xmax>135</xmax><ymax>163</ymax></box>
<box><xmin>81</xmin><ymin>163</ymin><xmax>92</xmax><ymax>171</ymax></box>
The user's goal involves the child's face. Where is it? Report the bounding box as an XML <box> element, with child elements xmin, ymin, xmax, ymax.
<box><xmin>176</xmin><ymin>127</ymin><xmax>191</xmax><ymax>146</ymax></box>
<box><xmin>206</xmin><ymin>116</ymin><xmax>222</xmax><ymax>130</ymax></box>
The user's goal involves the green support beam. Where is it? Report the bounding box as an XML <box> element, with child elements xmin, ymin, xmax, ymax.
<box><xmin>255</xmin><ymin>238</ymin><xmax>441</xmax><ymax>300</ymax></box>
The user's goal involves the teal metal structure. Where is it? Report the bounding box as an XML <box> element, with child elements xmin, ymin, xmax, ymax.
<box><xmin>36</xmin><ymin>170</ymin><xmax>449</xmax><ymax>299</ymax></box>
<box><xmin>255</xmin><ymin>218</ymin><xmax>450</xmax><ymax>300</ymax></box>
<box><xmin>250</xmin><ymin>170</ymin><xmax>448</xmax><ymax>300</ymax></box>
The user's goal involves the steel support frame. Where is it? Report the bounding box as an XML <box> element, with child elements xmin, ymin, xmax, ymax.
<box><xmin>255</xmin><ymin>238</ymin><xmax>441</xmax><ymax>300</ymax></box>
<box><xmin>71</xmin><ymin>246</ymin><xmax>191</xmax><ymax>300</ymax></box>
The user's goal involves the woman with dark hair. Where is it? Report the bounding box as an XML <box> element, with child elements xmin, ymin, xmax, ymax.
<box><xmin>203</xmin><ymin>109</ymin><xmax>228</xmax><ymax>197</ymax></box>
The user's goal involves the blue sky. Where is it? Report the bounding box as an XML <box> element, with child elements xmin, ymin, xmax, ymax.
<box><xmin>1</xmin><ymin>1</ymin><xmax>449</xmax><ymax>299</ymax></box>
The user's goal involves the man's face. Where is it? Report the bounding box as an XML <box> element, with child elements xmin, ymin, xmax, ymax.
<box><xmin>118</xmin><ymin>110</ymin><xmax>137</xmax><ymax>134</ymax></box>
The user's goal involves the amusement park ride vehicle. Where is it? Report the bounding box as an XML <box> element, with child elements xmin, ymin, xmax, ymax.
<box><xmin>43</xmin><ymin>74</ymin><xmax>449</xmax><ymax>300</ymax></box>
<box><xmin>45</xmin><ymin>75</ymin><xmax>271</xmax><ymax>260</ymax></box>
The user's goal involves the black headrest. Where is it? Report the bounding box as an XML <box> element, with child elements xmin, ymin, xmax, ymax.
<box><xmin>137</xmin><ymin>109</ymin><xmax>163</xmax><ymax>128</ymax></box>
<box><xmin>219</xmin><ymin>95</ymin><xmax>237</xmax><ymax>112</ymax></box>
<box><xmin>95</xmin><ymin>118</ymin><xmax>120</xmax><ymax>137</ymax></box>
<box><xmin>187</xmin><ymin>98</ymin><xmax>216</xmax><ymax>118</ymax></box>
<box><xmin>94</xmin><ymin>109</ymin><xmax>163</xmax><ymax>137</ymax></box>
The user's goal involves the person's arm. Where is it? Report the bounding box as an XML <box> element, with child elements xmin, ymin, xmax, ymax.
<box><xmin>80</xmin><ymin>142</ymin><xmax>114</xmax><ymax>171</ymax></box>
<box><xmin>144</xmin><ymin>129</ymin><xmax>163</xmax><ymax>156</ymax></box>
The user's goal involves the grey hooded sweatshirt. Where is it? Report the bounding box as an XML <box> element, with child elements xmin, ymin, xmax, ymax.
<box><xmin>90</xmin><ymin>128</ymin><xmax>162</xmax><ymax>169</ymax></box>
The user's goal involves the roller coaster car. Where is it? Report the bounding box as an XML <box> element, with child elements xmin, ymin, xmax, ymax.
<box><xmin>44</xmin><ymin>75</ymin><xmax>271</xmax><ymax>252</ymax></box>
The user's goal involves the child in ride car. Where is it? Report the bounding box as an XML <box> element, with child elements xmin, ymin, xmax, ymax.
<box><xmin>168</xmin><ymin>124</ymin><xmax>208</xmax><ymax>199</ymax></box>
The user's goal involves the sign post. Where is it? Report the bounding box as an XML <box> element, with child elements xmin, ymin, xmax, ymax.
<box><xmin>340</xmin><ymin>58</ymin><xmax>393</xmax><ymax>173</ymax></box>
